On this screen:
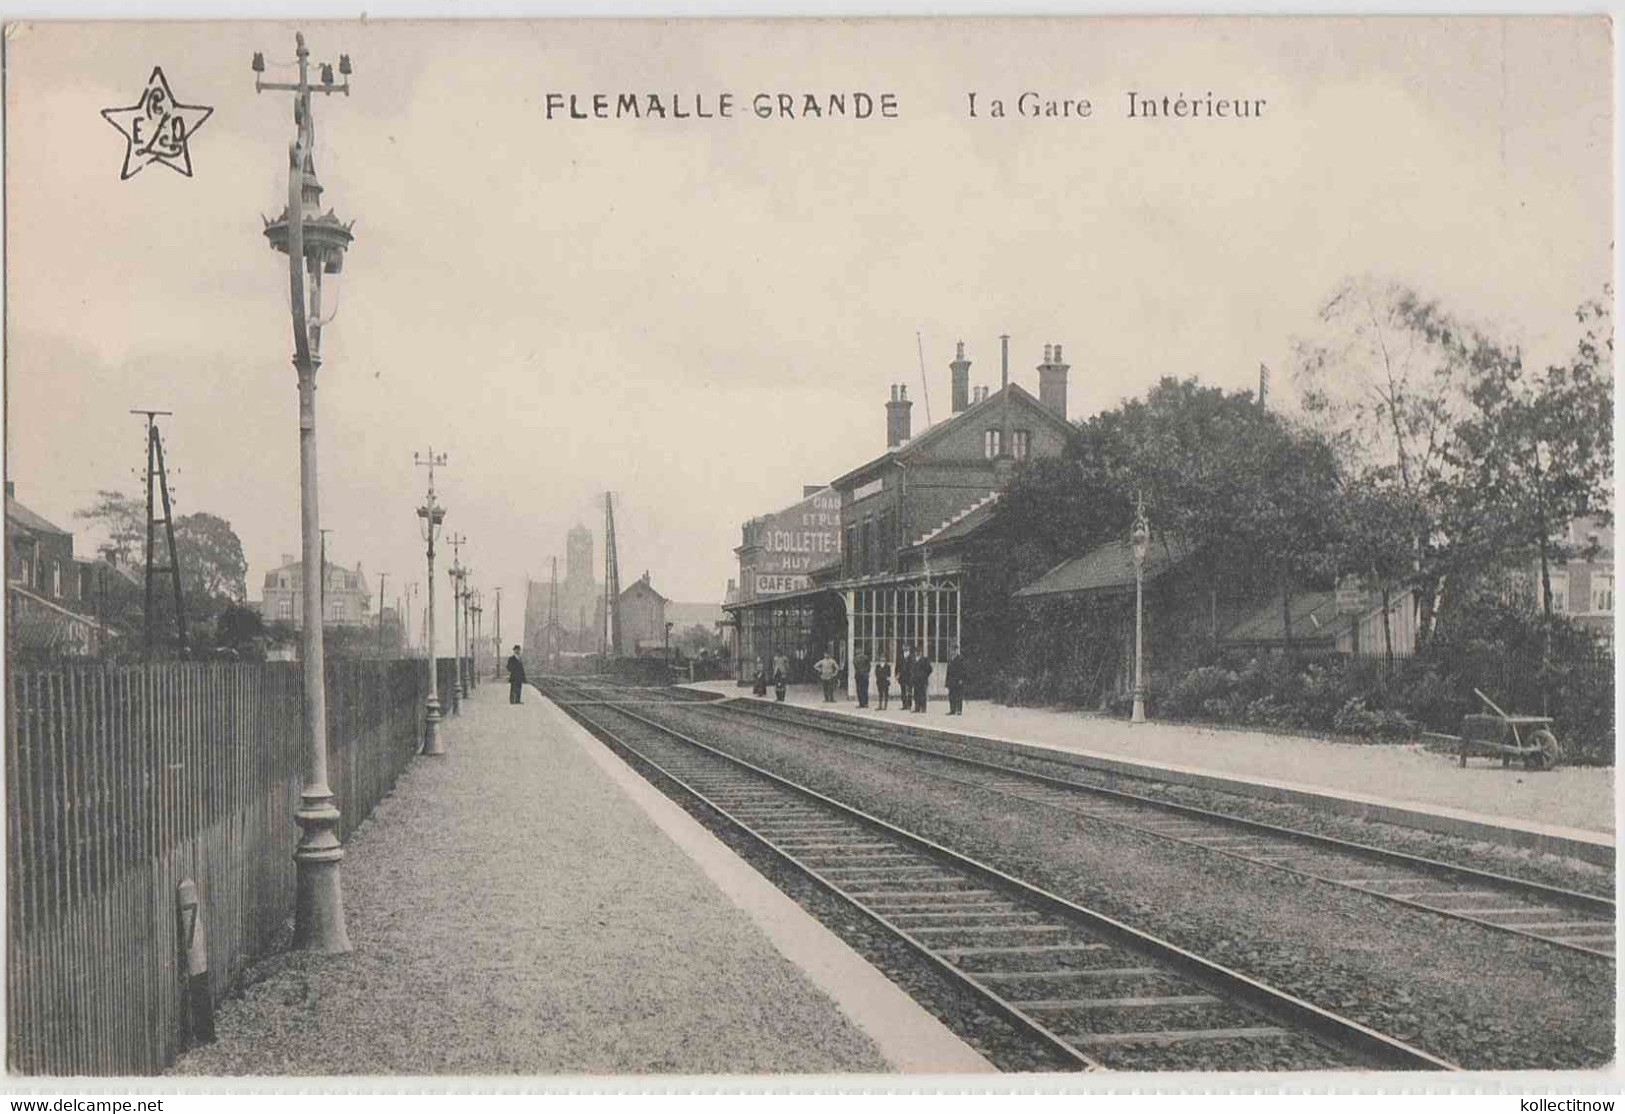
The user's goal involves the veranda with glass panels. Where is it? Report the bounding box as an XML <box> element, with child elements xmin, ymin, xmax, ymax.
<box><xmin>847</xmin><ymin>576</ymin><xmax>961</xmax><ymax>692</ymax></box>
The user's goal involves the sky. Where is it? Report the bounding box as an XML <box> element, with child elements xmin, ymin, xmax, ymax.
<box><xmin>3</xmin><ymin>16</ymin><xmax>1612</xmax><ymax>640</ymax></box>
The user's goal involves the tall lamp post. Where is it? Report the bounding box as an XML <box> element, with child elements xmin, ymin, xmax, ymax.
<box><xmin>448</xmin><ymin>565</ymin><xmax>462</xmax><ymax>713</ymax></box>
<box><xmin>492</xmin><ymin>586</ymin><xmax>502</xmax><ymax>680</ymax></box>
<box><xmin>445</xmin><ymin>535</ymin><xmax>466</xmax><ymax>711</ymax></box>
<box><xmin>470</xmin><ymin>590</ymin><xmax>483</xmax><ymax>690</ymax></box>
<box><xmin>255</xmin><ymin>31</ymin><xmax>355</xmax><ymax>955</ymax></box>
<box><xmin>1130</xmin><ymin>494</ymin><xmax>1150</xmax><ymax>725</ymax></box>
<box><xmin>459</xmin><ymin>571</ymin><xmax>474</xmax><ymax>696</ymax></box>
<box><xmin>415</xmin><ymin>450</ymin><xmax>447</xmax><ymax>755</ymax></box>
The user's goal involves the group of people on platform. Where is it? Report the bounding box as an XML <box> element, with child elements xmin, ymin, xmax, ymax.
<box><xmin>752</xmin><ymin>644</ymin><xmax>967</xmax><ymax>715</ymax></box>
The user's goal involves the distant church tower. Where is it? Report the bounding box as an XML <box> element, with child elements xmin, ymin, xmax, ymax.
<box><xmin>566</xmin><ymin>525</ymin><xmax>593</xmax><ymax>586</ymax></box>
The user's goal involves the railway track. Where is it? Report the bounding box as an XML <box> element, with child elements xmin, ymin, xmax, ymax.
<box><xmin>542</xmin><ymin>676</ymin><xmax>1455</xmax><ymax>1073</ymax></box>
<box><xmin>698</xmin><ymin>698</ymin><xmax>1616</xmax><ymax>961</ymax></box>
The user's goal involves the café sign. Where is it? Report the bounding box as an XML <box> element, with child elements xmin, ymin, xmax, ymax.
<box><xmin>746</xmin><ymin>487</ymin><xmax>842</xmax><ymax>599</ymax></box>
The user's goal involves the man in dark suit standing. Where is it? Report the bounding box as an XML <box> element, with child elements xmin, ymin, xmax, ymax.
<box><xmin>945</xmin><ymin>645</ymin><xmax>966</xmax><ymax>715</ymax></box>
<box><xmin>912</xmin><ymin>647</ymin><xmax>932</xmax><ymax>713</ymax></box>
<box><xmin>506</xmin><ymin>645</ymin><xmax>527</xmax><ymax>704</ymax></box>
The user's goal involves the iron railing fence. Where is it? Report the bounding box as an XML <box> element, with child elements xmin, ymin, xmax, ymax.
<box><xmin>6</xmin><ymin>657</ymin><xmax>466</xmax><ymax>1076</ymax></box>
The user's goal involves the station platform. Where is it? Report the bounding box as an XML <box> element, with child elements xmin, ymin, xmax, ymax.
<box><xmin>684</xmin><ymin>681</ymin><xmax>1615</xmax><ymax>868</ymax></box>
<box><xmin>170</xmin><ymin>685</ymin><xmax>992</xmax><ymax>1078</ymax></box>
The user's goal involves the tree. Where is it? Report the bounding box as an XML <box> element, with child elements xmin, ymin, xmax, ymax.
<box><xmin>214</xmin><ymin>604</ymin><xmax>265</xmax><ymax>660</ymax></box>
<box><xmin>674</xmin><ymin>622</ymin><xmax>724</xmax><ymax>659</ymax></box>
<box><xmin>73</xmin><ymin>492</ymin><xmax>251</xmax><ymax>657</ymax></box>
<box><xmin>1290</xmin><ymin>279</ymin><xmax>1612</xmax><ymax>649</ymax></box>
<box><xmin>74</xmin><ymin>490</ymin><xmax>147</xmax><ymax>565</ymax></box>
<box><xmin>173</xmin><ymin>513</ymin><xmax>249</xmax><ymax>610</ymax></box>
<box><xmin>1328</xmin><ymin>470</ymin><xmax>1426</xmax><ymax>673</ymax></box>
<box><xmin>968</xmin><ymin>377</ymin><xmax>1345</xmax><ymax>694</ymax></box>
<box><xmin>1090</xmin><ymin>378</ymin><xmax>1344</xmax><ymax>650</ymax></box>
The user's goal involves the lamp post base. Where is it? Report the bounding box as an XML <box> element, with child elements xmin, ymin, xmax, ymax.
<box><xmin>422</xmin><ymin>696</ymin><xmax>444</xmax><ymax>756</ymax></box>
<box><xmin>1130</xmin><ymin>690</ymin><xmax>1147</xmax><ymax>724</ymax></box>
<box><xmin>291</xmin><ymin>794</ymin><xmax>351</xmax><ymax>954</ymax></box>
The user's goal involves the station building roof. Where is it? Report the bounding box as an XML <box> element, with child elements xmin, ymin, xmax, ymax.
<box><xmin>828</xmin><ymin>383</ymin><xmax>1076</xmax><ymax>493</ymax></box>
<box><xmin>1015</xmin><ymin>535</ymin><xmax>1193</xmax><ymax>599</ymax></box>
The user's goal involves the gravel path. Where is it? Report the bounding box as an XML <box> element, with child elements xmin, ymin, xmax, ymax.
<box><xmin>170</xmin><ymin>687</ymin><xmax>890</xmax><ymax>1077</ymax></box>
<box><xmin>686</xmin><ymin>683</ymin><xmax>1614</xmax><ymax>836</ymax></box>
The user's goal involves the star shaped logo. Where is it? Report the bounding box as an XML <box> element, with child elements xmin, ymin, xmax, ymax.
<box><xmin>100</xmin><ymin>67</ymin><xmax>214</xmax><ymax>180</ymax></box>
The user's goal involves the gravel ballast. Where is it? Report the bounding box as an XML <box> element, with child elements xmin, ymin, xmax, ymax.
<box><xmin>737</xmin><ymin>702</ymin><xmax>1614</xmax><ymax>897</ymax></box>
<box><xmin>169</xmin><ymin>689</ymin><xmax>892</xmax><ymax>1077</ymax></box>
<box><xmin>686</xmin><ymin>682</ymin><xmax>1614</xmax><ymax>836</ymax></box>
<box><xmin>644</xmin><ymin>700</ymin><xmax>1614</xmax><ymax>1071</ymax></box>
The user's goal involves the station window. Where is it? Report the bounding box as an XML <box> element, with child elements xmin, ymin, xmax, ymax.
<box><xmin>1590</xmin><ymin>569</ymin><xmax>1613</xmax><ymax>614</ymax></box>
<box><xmin>1012</xmin><ymin>430</ymin><xmax>1030</xmax><ymax>460</ymax></box>
<box><xmin>983</xmin><ymin>429</ymin><xmax>1002</xmax><ymax>459</ymax></box>
<box><xmin>279</xmin><ymin>599</ymin><xmax>293</xmax><ymax>620</ymax></box>
<box><xmin>850</xmin><ymin>580</ymin><xmax>961</xmax><ymax>667</ymax></box>
<box><xmin>1549</xmin><ymin>572</ymin><xmax>1569</xmax><ymax>614</ymax></box>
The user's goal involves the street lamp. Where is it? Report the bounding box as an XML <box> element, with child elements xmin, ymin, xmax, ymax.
<box><xmin>444</xmin><ymin>534</ymin><xmax>466</xmax><ymax>712</ymax></box>
<box><xmin>1130</xmin><ymin>494</ymin><xmax>1150</xmax><ymax>726</ymax></box>
<box><xmin>256</xmin><ymin>30</ymin><xmax>355</xmax><ymax>955</ymax></box>
<box><xmin>414</xmin><ymin>451</ymin><xmax>447</xmax><ymax>755</ymax></box>
<box><xmin>460</xmin><ymin>571</ymin><xmax>475</xmax><ymax>697</ymax></box>
<box><xmin>470</xmin><ymin>591</ymin><xmax>483</xmax><ymax>691</ymax></box>
<box><xmin>448</xmin><ymin>563</ymin><xmax>463</xmax><ymax>712</ymax></box>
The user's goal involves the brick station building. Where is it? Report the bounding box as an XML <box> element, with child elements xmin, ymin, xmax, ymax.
<box><xmin>725</xmin><ymin>339</ymin><xmax>1078</xmax><ymax>695</ymax></box>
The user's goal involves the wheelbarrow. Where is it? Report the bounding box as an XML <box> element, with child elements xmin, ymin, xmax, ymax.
<box><xmin>1422</xmin><ymin>689</ymin><xmax>1561</xmax><ymax>771</ymax></box>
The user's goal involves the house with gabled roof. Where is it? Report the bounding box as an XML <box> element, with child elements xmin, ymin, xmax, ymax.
<box><xmin>824</xmin><ymin>340</ymin><xmax>1080</xmax><ymax>695</ymax></box>
<box><xmin>724</xmin><ymin>338</ymin><xmax>1080</xmax><ymax>694</ymax></box>
<box><xmin>5</xmin><ymin>482</ymin><xmax>138</xmax><ymax>658</ymax></box>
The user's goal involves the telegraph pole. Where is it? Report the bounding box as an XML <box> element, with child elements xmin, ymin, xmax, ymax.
<box><xmin>131</xmin><ymin>408</ymin><xmax>187</xmax><ymax>659</ymax></box>
<box><xmin>254</xmin><ymin>29</ymin><xmax>356</xmax><ymax>954</ymax></box>
<box><xmin>493</xmin><ymin>586</ymin><xmax>502</xmax><ymax>677</ymax></box>
<box><xmin>376</xmin><ymin>571</ymin><xmax>387</xmax><ymax>656</ymax></box>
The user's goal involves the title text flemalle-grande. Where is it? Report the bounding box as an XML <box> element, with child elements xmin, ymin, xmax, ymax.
<box><xmin>541</xmin><ymin>91</ymin><xmax>1267</xmax><ymax>122</ymax></box>
<box><xmin>544</xmin><ymin>92</ymin><xmax>899</xmax><ymax>120</ymax></box>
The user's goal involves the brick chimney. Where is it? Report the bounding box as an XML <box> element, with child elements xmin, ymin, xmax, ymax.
<box><xmin>949</xmin><ymin>340</ymin><xmax>972</xmax><ymax>414</ymax></box>
<box><xmin>886</xmin><ymin>384</ymin><xmax>913</xmax><ymax>449</ymax></box>
<box><xmin>1038</xmin><ymin>342</ymin><xmax>1070</xmax><ymax>420</ymax></box>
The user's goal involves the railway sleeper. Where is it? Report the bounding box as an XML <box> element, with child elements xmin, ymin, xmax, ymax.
<box><xmin>1014</xmin><ymin>994</ymin><xmax>1222</xmax><ymax>1011</ymax></box>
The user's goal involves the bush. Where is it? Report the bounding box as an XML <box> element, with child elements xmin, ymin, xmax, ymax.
<box><xmin>1389</xmin><ymin>665</ymin><xmax>1465</xmax><ymax>731</ymax></box>
<box><xmin>1242</xmin><ymin>695</ymin><xmax>1305</xmax><ymax>730</ymax></box>
<box><xmin>1160</xmin><ymin>665</ymin><xmax>1238</xmax><ymax>718</ymax></box>
<box><xmin>1332</xmin><ymin>697</ymin><xmax>1417</xmax><ymax>739</ymax></box>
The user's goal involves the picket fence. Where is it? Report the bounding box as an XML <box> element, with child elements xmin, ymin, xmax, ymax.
<box><xmin>6</xmin><ymin>656</ymin><xmax>464</xmax><ymax>1075</ymax></box>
